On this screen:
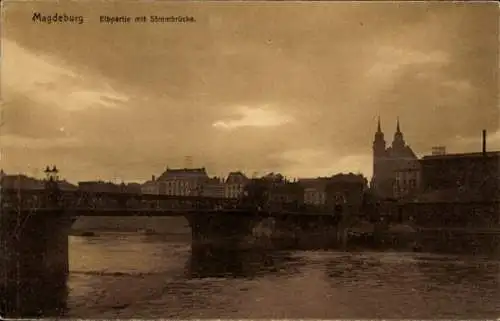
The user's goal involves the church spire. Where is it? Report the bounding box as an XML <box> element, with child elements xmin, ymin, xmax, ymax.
<box><xmin>373</xmin><ymin>116</ymin><xmax>386</xmax><ymax>156</ymax></box>
<box><xmin>392</xmin><ymin>117</ymin><xmax>405</xmax><ymax>149</ymax></box>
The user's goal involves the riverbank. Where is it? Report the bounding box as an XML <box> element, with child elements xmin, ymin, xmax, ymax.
<box><xmin>347</xmin><ymin>222</ymin><xmax>500</xmax><ymax>257</ymax></box>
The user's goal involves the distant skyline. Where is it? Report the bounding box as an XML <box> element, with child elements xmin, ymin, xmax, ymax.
<box><xmin>2</xmin><ymin>2</ymin><xmax>498</xmax><ymax>183</ymax></box>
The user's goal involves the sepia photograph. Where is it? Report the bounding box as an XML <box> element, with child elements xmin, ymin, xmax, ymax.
<box><xmin>0</xmin><ymin>0</ymin><xmax>499</xmax><ymax>318</ymax></box>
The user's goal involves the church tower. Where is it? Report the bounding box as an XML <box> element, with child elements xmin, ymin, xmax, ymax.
<box><xmin>371</xmin><ymin>116</ymin><xmax>419</xmax><ymax>199</ymax></box>
<box><xmin>391</xmin><ymin>117</ymin><xmax>406</xmax><ymax>151</ymax></box>
<box><xmin>373</xmin><ymin>116</ymin><xmax>386</xmax><ymax>157</ymax></box>
<box><xmin>371</xmin><ymin>116</ymin><xmax>386</xmax><ymax>191</ymax></box>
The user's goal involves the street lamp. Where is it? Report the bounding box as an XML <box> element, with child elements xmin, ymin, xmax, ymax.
<box><xmin>43</xmin><ymin>165</ymin><xmax>61</xmax><ymax>207</ymax></box>
<box><xmin>44</xmin><ymin>165</ymin><xmax>59</xmax><ymax>182</ymax></box>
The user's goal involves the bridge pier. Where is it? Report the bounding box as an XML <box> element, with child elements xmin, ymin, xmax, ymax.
<box><xmin>187</xmin><ymin>212</ymin><xmax>256</xmax><ymax>250</ymax></box>
<box><xmin>277</xmin><ymin>215</ymin><xmax>341</xmax><ymax>250</ymax></box>
<box><xmin>186</xmin><ymin>211</ymin><xmax>346</xmax><ymax>251</ymax></box>
<box><xmin>1</xmin><ymin>208</ymin><xmax>75</xmax><ymax>317</ymax></box>
<box><xmin>242</xmin><ymin>214</ymin><xmax>341</xmax><ymax>250</ymax></box>
<box><xmin>186</xmin><ymin>212</ymin><xmax>343</xmax><ymax>251</ymax></box>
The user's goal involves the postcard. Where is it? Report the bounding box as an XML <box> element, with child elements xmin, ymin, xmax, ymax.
<box><xmin>1</xmin><ymin>1</ymin><xmax>499</xmax><ymax>319</ymax></box>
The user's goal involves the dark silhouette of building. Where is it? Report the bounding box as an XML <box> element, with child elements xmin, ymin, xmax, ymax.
<box><xmin>0</xmin><ymin>171</ymin><xmax>76</xmax><ymax>191</ymax></box>
<box><xmin>418</xmin><ymin>151</ymin><xmax>500</xmax><ymax>201</ymax></box>
<box><xmin>120</xmin><ymin>182</ymin><xmax>142</xmax><ymax>194</ymax></box>
<box><xmin>325</xmin><ymin>173</ymin><xmax>367</xmax><ymax>215</ymax></box>
<box><xmin>78</xmin><ymin>181</ymin><xmax>120</xmax><ymax>193</ymax></box>
<box><xmin>1</xmin><ymin>174</ymin><xmax>44</xmax><ymax>190</ymax></box>
<box><xmin>371</xmin><ymin>117</ymin><xmax>419</xmax><ymax>199</ymax></box>
<box><xmin>241</xmin><ymin>173</ymin><xmax>304</xmax><ymax>210</ymax></box>
<box><xmin>267</xmin><ymin>182</ymin><xmax>304</xmax><ymax>205</ymax></box>
<box><xmin>201</xmin><ymin>177</ymin><xmax>225</xmax><ymax>198</ymax></box>
<box><xmin>141</xmin><ymin>175</ymin><xmax>159</xmax><ymax>195</ymax></box>
<box><xmin>391</xmin><ymin>130</ymin><xmax>500</xmax><ymax>229</ymax></box>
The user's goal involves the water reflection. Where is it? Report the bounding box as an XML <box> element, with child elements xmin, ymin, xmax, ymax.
<box><xmin>416</xmin><ymin>255</ymin><xmax>499</xmax><ymax>287</ymax></box>
<box><xmin>7</xmin><ymin>234</ymin><xmax>499</xmax><ymax>319</ymax></box>
<box><xmin>186</xmin><ymin>244</ymin><xmax>303</xmax><ymax>279</ymax></box>
<box><xmin>324</xmin><ymin>253</ymin><xmax>385</xmax><ymax>279</ymax></box>
<box><xmin>321</xmin><ymin>252</ymin><xmax>500</xmax><ymax>319</ymax></box>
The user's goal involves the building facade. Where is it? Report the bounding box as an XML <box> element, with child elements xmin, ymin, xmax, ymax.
<box><xmin>141</xmin><ymin>175</ymin><xmax>159</xmax><ymax>195</ymax></box>
<box><xmin>298</xmin><ymin>178</ymin><xmax>328</xmax><ymax>205</ymax></box>
<box><xmin>224</xmin><ymin>171</ymin><xmax>249</xmax><ymax>199</ymax></box>
<box><xmin>121</xmin><ymin>183</ymin><xmax>142</xmax><ymax>194</ymax></box>
<box><xmin>384</xmin><ymin>143</ymin><xmax>500</xmax><ymax>227</ymax></box>
<box><xmin>156</xmin><ymin>167</ymin><xmax>210</xmax><ymax>196</ymax></box>
<box><xmin>267</xmin><ymin>181</ymin><xmax>305</xmax><ymax>209</ymax></box>
<box><xmin>393</xmin><ymin>162</ymin><xmax>421</xmax><ymax>199</ymax></box>
<box><xmin>371</xmin><ymin>117</ymin><xmax>420</xmax><ymax>199</ymax></box>
<box><xmin>304</xmin><ymin>187</ymin><xmax>326</xmax><ymax>205</ymax></box>
<box><xmin>240</xmin><ymin>174</ymin><xmax>304</xmax><ymax>210</ymax></box>
<box><xmin>201</xmin><ymin>177</ymin><xmax>225</xmax><ymax>198</ymax></box>
<box><xmin>419</xmin><ymin>151</ymin><xmax>500</xmax><ymax>199</ymax></box>
<box><xmin>325</xmin><ymin>173</ymin><xmax>367</xmax><ymax>215</ymax></box>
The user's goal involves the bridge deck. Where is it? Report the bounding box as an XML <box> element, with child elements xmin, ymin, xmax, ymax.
<box><xmin>417</xmin><ymin>227</ymin><xmax>500</xmax><ymax>235</ymax></box>
<box><xmin>7</xmin><ymin>207</ymin><xmax>338</xmax><ymax>217</ymax></box>
<box><xmin>0</xmin><ymin>188</ymin><xmax>237</xmax><ymax>202</ymax></box>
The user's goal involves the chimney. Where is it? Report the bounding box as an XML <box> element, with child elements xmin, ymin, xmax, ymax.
<box><xmin>482</xmin><ymin>129</ymin><xmax>487</xmax><ymax>154</ymax></box>
<box><xmin>152</xmin><ymin>175</ymin><xmax>155</xmax><ymax>181</ymax></box>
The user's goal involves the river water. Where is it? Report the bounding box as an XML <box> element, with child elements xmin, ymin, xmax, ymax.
<box><xmin>66</xmin><ymin>232</ymin><xmax>500</xmax><ymax>319</ymax></box>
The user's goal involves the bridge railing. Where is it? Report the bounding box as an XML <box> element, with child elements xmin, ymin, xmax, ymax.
<box><xmin>0</xmin><ymin>189</ymin><xmax>242</xmax><ymax>212</ymax></box>
<box><xmin>1</xmin><ymin>188</ymin><xmax>352</xmax><ymax>217</ymax></box>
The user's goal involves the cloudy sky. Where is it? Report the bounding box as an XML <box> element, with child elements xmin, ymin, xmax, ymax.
<box><xmin>1</xmin><ymin>2</ymin><xmax>498</xmax><ymax>183</ymax></box>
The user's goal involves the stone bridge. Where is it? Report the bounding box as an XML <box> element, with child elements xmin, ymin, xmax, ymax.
<box><xmin>0</xmin><ymin>184</ymin><xmax>348</xmax><ymax>317</ymax></box>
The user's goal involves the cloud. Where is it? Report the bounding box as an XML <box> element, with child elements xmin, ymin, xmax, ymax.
<box><xmin>488</xmin><ymin>130</ymin><xmax>500</xmax><ymax>150</ymax></box>
<box><xmin>451</xmin><ymin>129</ymin><xmax>500</xmax><ymax>152</ymax></box>
<box><xmin>272</xmin><ymin>148</ymin><xmax>373</xmax><ymax>179</ymax></box>
<box><xmin>0</xmin><ymin>134</ymin><xmax>82</xmax><ymax>150</ymax></box>
<box><xmin>1</xmin><ymin>3</ymin><xmax>496</xmax><ymax>182</ymax></box>
<box><xmin>366</xmin><ymin>46</ymin><xmax>449</xmax><ymax>80</ymax></box>
<box><xmin>1</xmin><ymin>39</ymin><xmax>129</xmax><ymax>111</ymax></box>
<box><xmin>67</xmin><ymin>90</ymin><xmax>129</xmax><ymax>110</ymax></box>
<box><xmin>440</xmin><ymin>79</ymin><xmax>474</xmax><ymax>92</ymax></box>
<box><xmin>212</xmin><ymin>105</ymin><xmax>293</xmax><ymax>130</ymax></box>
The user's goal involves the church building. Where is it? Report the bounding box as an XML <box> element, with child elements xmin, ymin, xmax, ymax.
<box><xmin>371</xmin><ymin>117</ymin><xmax>420</xmax><ymax>199</ymax></box>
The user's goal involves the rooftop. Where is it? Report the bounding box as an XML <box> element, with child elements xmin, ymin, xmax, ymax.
<box><xmin>1</xmin><ymin>174</ymin><xmax>78</xmax><ymax>190</ymax></box>
<box><xmin>78</xmin><ymin>181</ymin><xmax>117</xmax><ymax>185</ymax></box>
<box><xmin>421</xmin><ymin>151</ymin><xmax>500</xmax><ymax>161</ymax></box>
<box><xmin>157</xmin><ymin>167</ymin><xmax>208</xmax><ymax>180</ymax></box>
<box><xmin>226</xmin><ymin>171</ymin><xmax>249</xmax><ymax>184</ymax></box>
<box><xmin>330</xmin><ymin>173</ymin><xmax>367</xmax><ymax>184</ymax></box>
<box><xmin>298</xmin><ymin>177</ymin><xmax>330</xmax><ymax>190</ymax></box>
<box><xmin>165</xmin><ymin>167</ymin><xmax>206</xmax><ymax>173</ymax></box>
<box><xmin>228</xmin><ymin>171</ymin><xmax>246</xmax><ymax>177</ymax></box>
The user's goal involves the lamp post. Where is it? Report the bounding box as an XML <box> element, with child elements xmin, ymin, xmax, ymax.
<box><xmin>44</xmin><ymin>165</ymin><xmax>59</xmax><ymax>182</ymax></box>
<box><xmin>43</xmin><ymin>165</ymin><xmax>61</xmax><ymax>207</ymax></box>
